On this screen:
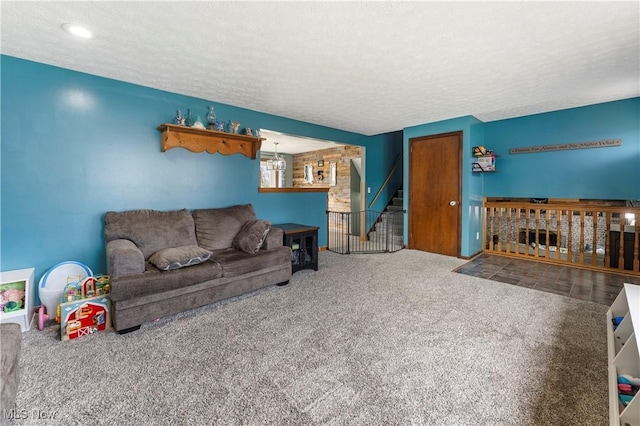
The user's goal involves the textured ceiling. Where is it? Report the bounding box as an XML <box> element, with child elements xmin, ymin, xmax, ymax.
<box><xmin>1</xmin><ymin>1</ymin><xmax>639</xmax><ymax>136</ymax></box>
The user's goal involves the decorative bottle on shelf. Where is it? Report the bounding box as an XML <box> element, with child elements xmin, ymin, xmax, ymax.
<box><xmin>207</xmin><ymin>106</ymin><xmax>216</xmax><ymax>130</ymax></box>
<box><xmin>175</xmin><ymin>110</ymin><xmax>185</xmax><ymax>126</ymax></box>
<box><xmin>184</xmin><ymin>108</ymin><xmax>194</xmax><ymax>127</ymax></box>
<box><xmin>228</xmin><ymin>120</ymin><xmax>240</xmax><ymax>134</ymax></box>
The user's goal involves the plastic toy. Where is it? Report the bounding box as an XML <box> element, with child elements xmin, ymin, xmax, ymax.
<box><xmin>4</xmin><ymin>301</ymin><xmax>20</xmax><ymax>312</ymax></box>
<box><xmin>3</xmin><ymin>288</ymin><xmax>25</xmax><ymax>304</ymax></box>
<box><xmin>94</xmin><ymin>275</ymin><xmax>110</xmax><ymax>296</ymax></box>
<box><xmin>612</xmin><ymin>316</ymin><xmax>625</xmax><ymax>330</ymax></box>
<box><xmin>59</xmin><ymin>295</ymin><xmax>110</xmax><ymax>341</ymax></box>
<box><xmin>618</xmin><ymin>374</ymin><xmax>640</xmax><ymax>386</ymax></box>
<box><xmin>0</xmin><ymin>286</ymin><xmax>25</xmax><ymax>313</ymax></box>
<box><xmin>58</xmin><ymin>276</ymin><xmax>111</xmax><ymax>341</ymax></box>
<box><xmin>619</xmin><ymin>394</ymin><xmax>633</xmax><ymax>406</ymax></box>
<box><xmin>33</xmin><ymin>262</ymin><xmax>110</xmax><ymax>336</ymax></box>
<box><xmin>37</xmin><ymin>261</ymin><xmax>92</xmax><ymax>331</ymax></box>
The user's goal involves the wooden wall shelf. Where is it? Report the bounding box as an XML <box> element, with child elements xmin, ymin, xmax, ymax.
<box><xmin>158</xmin><ymin>124</ymin><xmax>263</xmax><ymax>159</ymax></box>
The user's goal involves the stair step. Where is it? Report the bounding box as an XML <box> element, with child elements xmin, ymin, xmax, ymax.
<box><xmin>386</xmin><ymin>205</ymin><xmax>403</xmax><ymax>212</ymax></box>
<box><xmin>375</xmin><ymin>220</ymin><xmax>403</xmax><ymax>226</ymax></box>
<box><xmin>367</xmin><ymin>232</ymin><xmax>404</xmax><ymax>241</ymax></box>
<box><xmin>371</xmin><ymin>229</ymin><xmax>403</xmax><ymax>235</ymax></box>
<box><xmin>372</xmin><ymin>227</ymin><xmax>403</xmax><ymax>235</ymax></box>
<box><xmin>392</xmin><ymin>197</ymin><xmax>403</xmax><ymax>206</ymax></box>
<box><xmin>397</xmin><ymin>190</ymin><xmax>403</xmax><ymax>198</ymax></box>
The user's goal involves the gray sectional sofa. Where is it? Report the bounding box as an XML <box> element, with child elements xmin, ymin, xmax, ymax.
<box><xmin>104</xmin><ymin>204</ymin><xmax>291</xmax><ymax>333</ymax></box>
<box><xmin>0</xmin><ymin>323</ymin><xmax>21</xmax><ymax>422</ymax></box>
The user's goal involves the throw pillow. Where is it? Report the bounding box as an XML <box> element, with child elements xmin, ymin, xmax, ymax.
<box><xmin>148</xmin><ymin>245</ymin><xmax>212</xmax><ymax>271</ymax></box>
<box><xmin>232</xmin><ymin>219</ymin><xmax>271</xmax><ymax>254</ymax></box>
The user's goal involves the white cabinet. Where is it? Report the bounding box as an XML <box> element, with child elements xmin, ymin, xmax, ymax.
<box><xmin>607</xmin><ymin>283</ymin><xmax>640</xmax><ymax>426</ymax></box>
<box><xmin>0</xmin><ymin>268</ymin><xmax>35</xmax><ymax>332</ymax></box>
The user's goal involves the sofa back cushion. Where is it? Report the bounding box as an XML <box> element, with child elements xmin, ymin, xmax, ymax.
<box><xmin>193</xmin><ymin>204</ymin><xmax>257</xmax><ymax>251</ymax></box>
<box><xmin>104</xmin><ymin>209</ymin><xmax>197</xmax><ymax>259</ymax></box>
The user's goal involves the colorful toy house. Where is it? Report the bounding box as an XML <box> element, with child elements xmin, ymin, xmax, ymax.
<box><xmin>60</xmin><ymin>296</ymin><xmax>111</xmax><ymax>341</ymax></box>
<box><xmin>58</xmin><ymin>276</ymin><xmax>111</xmax><ymax>341</ymax></box>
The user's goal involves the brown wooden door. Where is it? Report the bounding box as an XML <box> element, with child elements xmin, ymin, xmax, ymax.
<box><xmin>409</xmin><ymin>132</ymin><xmax>462</xmax><ymax>256</ymax></box>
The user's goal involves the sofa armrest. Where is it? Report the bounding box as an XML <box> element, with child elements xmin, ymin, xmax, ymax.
<box><xmin>261</xmin><ymin>226</ymin><xmax>284</xmax><ymax>250</ymax></box>
<box><xmin>106</xmin><ymin>239</ymin><xmax>145</xmax><ymax>277</ymax></box>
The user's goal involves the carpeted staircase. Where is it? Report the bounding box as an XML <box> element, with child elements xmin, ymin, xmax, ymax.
<box><xmin>386</xmin><ymin>188</ymin><xmax>404</xmax><ymax>213</ymax></box>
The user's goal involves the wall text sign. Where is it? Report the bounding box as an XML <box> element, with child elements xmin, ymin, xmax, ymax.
<box><xmin>509</xmin><ymin>139</ymin><xmax>622</xmax><ymax>155</ymax></box>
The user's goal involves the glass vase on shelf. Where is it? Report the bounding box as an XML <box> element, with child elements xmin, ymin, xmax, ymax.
<box><xmin>207</xmin><ymin>106</ymin><xmax>216</xmax><ymax>130</ymax></box>
<box><xmin>184</xmin><ymin>108</ymin><xmax>194</xmax><ymax>127</ymax></box>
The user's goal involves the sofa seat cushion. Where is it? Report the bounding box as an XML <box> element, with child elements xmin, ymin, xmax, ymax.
<box><xmin>109</xmin><ymin>260</ymin><xmax>223</xmax><ymax>301</ymax></box>
<box><xmin>212</xmin><ymin>247</ymin><xmax>291</xmax><ymax>278</ymax></box>
<box><xmin>193</xmin><ymin>204</ymin><xmax>257</xmax><ymax>251</ymax></box>
<box><xmin>105</xmin><ymin>209</ymin><xmax>197</xmax><ymax>259</ymax></box>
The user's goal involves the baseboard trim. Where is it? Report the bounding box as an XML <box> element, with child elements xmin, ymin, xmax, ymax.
<box><xmin>460</xmin><ymin>250</ymin><xmax>483</xmax><ymax>260</ymax></box>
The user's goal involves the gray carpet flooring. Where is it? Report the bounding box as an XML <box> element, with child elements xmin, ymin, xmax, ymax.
<box><xmin>10</xmin><ymin>250</ymin><xmax>608</xmax><ymax>425</ymax></box>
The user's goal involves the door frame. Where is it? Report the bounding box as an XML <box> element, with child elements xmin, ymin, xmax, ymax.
<box><xmin>408</xmin><ymin>131</ymin><xmax>463</xmax><ymax>257</ymax></box>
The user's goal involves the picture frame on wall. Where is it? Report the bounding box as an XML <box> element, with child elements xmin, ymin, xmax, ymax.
<box><xmin>304</xmin><ymin>164</ymin><xmax>314</xmax><ymax>184</ymax></box>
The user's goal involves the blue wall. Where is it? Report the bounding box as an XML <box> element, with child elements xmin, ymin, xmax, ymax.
<box><xmin>468</xmin><ymin>116</ymin><xmax>486</xmax><ymax>256</ymax></box>
<box><xmin>402</xmin><ymin>98</ymin><xmax>639</xmax><ymax>258</ymax></box>
<box><xmin>364</xmin><ymin>131</ymin><xmax>404</xmax><ymax>212</ymax></box>
<box><xmin>1</xmin><ymin>55</ymin><xmax>402</xmax><ymax>286</ymax></box>
<box><xmin>3</xmin><ymin>54</ymin><xmax>636</xmax><ymax>287</ymax></box>
<box><xmin>484</xmin><ymin>98</ymin><xmax>640</xmax><ymax>199</ymax></box>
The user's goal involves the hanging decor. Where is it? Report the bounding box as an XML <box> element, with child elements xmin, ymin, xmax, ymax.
<box><xmin>267</xmin><ymin>142</ymin><xmax>286</xmax><ymax>171</ymax></box>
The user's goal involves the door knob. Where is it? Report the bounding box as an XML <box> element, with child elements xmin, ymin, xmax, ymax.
<box><xmin>449</xmin><ymin>201</ymin><xmax>457</xmax><ymax>206</ymax></box>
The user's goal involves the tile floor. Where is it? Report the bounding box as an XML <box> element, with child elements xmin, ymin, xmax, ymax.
<box><xmin>454</xmin><ymin>253</ymin><xmax>640</xmax><ymax>305</ymax></box>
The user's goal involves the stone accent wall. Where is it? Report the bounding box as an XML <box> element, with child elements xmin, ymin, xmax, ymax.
<box><xmin>293</xmin><ymin>145</ymin><xmax>362</xmax><ymax>212</ymax></box>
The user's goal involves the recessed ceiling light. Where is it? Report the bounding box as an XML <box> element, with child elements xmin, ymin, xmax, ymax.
<box><xmin>61</xmin><ymin>23</ymin><xmax>92</xmax><ymax>39</ymax></box>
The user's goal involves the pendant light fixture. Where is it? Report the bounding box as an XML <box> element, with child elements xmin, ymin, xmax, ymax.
<box><xmin>267</xmin><ymin>142</ymin><xmax>286</xmax><ymax>171</ymax></box>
